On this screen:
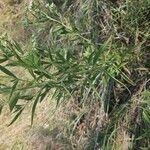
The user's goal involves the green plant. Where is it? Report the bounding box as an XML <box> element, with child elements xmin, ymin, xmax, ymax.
<box><xmin>0</xmin><ymin>0</ymin><xmax>150</xmax><ymax>149</ymax></box>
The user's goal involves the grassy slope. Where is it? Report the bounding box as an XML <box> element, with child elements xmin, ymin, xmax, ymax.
<box><xmin>0</xmin><ymin>0</ymin><xmax>150</xmax><ymax>150</ymax></box>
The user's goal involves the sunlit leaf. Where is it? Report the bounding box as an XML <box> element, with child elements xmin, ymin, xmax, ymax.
<box><xmin>0</xmin><ymin>65</ymin><xmax>17</xmax><ymax>78</ymax></box>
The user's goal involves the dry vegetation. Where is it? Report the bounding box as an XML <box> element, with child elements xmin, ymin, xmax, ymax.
<box><xmin>0</xmin><ymin>0</ymin><xmax>150</xmax><ymax>150</ymax></box>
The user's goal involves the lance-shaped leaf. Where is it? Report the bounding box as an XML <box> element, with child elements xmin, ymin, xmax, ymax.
<box><xmin>0</xmin><ymin>65</ymin><xmax>17</xmax><ymax>78</ymax></box>
<box><xmin>31</xmin><ymin>87</ymin><xmax>45</xmax><ymax>125</ymax></box>
<box><xmin>8</xmin><ymin>107</ymin><xmax>24</xmax><ymax>126</ymax></box>
<box><xmin>9</xmin><ymin>92</ymin><xmax>20</xmax><ymax>112</ymax></box>
<box><xmin>9</xmin><ymin>80</ymin><xmax>19</xmax><ymax>101</ymax></box>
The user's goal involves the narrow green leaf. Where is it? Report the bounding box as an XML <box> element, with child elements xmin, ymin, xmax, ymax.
<box><xmin>88</xmin><ymin>51</ymin><xmax>95</xmax><ymax>63</ymax></box>
<box><xmin>9</xmin><ymin>80</ymin><xmax>19</xmax><ymax>100</ymax></box>
<box><xmin>69</xmin><ymin>16</ymin><xmax>78</xmax><ymax>31</ymax></box>
<box><xmin>0</xmin><ymin>65</ymin><xmax>17</xmax><ymax>78</ymax></box>
<box><xmin>93</xmin><ymin>36</ymin><xmax>112</xmax><ymax>64</ymax></box>
<box><xmin>61</xmin><ymin>83</ymin><xmax>73</xmax><ymax>100</ymax></box>
<box><xmin>48</xmin><ymin>48</ymin><xmax>53</xmax><ymax>61</ymax></box>
<box><xmin>19</xmin><ymin>95</ymin><xmax>33</xmax><ymax>101</ymax></box>
<box><xmin>39</xmin><ymin>87</ymin><xmax>50</xmax><ymax>102</ymax></box>
<box><xmin>0</xmin><ymin>57</ymin><xmax>8</xmax><ymax>63</ymax></box>
<box><xmin>106</xmin><ymin>71</ymin><xmax>131</xmax><ymax>95</ymax></box>
<box><xmin>28</xmin><ymin>69</ymin><xmax>37</xmax><ymax>79</ymax></box>
<box><xmin>0</xmin><ymin>105</ymin><xmax>3</xmax><ymax>114</ymax></box>
<box><xmin>31</xmin><ymin>88</ymin><xmax>44</xmax><ymax>125</ymax></box>
<box><xmin>121</xmin><ymin>71</ymin><xmax>135</xmax><ymax>86</ymax></box>
<box><xmin>13</xmin><ymin>41</ymin><xmax>24</xmax><ymax>54</ymax></box>
<box><xmin>66</xmin><ymin>50</ymin><xmax>71</xmax><ymax>61</ymax></box>
<box><xmin>57</xmin><ymin>52</ymin><xmax>66</xmax><ymax>62</ymax></box>
<box><xmin>51</xmin><ymin>89</ymin><xmax>58</xmax><ymax>100</ymax></box>
<box><xmin>46</xmin><ymin>0</ymin><xmax>52</xmax><ymax>5</ymax></box>
<box><xmin>12</xmin><ymin>48</ymin><xmax>24</xmax><ymax>64</ymax></box>
<box><xmin>0</xmin><ymin>84</ymin><xmax>11</xmax><ymax>94</ymax></box>
<box><xmin>143</xmin><ymin>110</ymin><xmax>150</xmax><ymax>124</ymax></box>
<box><xmin>0</xmin><ymin>44</ymin><xmax>6</xmax><ymax>51</ymax></box>
<box><xmin>8</xmin><ymin>107</ymin><xmax>24</xmax><ymax>126</ymax></box>
<box><xmin>56</xmin><ymin>92</ymin><xmax>63</xmax><ymax>107</ymax></box>
<box><xmin>13</xmin><ymin>105</ymin><xmax>23</xmax><ymax>113</ymax></box>
<box><xmin>9</xmin><ymin>92</ymin><xmax>20</xmax><ymax>112</ymax></box>
<box><xmin>93</xmin><ymin>48</ymin><xmax>103</xmax><ymax>64</ymax></box>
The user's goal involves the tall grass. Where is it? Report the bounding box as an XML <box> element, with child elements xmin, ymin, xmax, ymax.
<box><xmin>0</xmin><ymin>0</ymin><xmax>150</xmax><ymax>149</ymax></box>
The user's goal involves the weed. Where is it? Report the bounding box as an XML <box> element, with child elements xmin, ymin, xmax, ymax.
<box><xmin>0</xmin><ymin>0</ymin><xmax>150</xmax><ymax>149</ymax></box>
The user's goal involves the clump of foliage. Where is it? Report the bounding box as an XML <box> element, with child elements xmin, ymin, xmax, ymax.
<box><xmin>0</xmin><ymin>0</ymin><xmax>150</xmax><ymax>149</ymax></box>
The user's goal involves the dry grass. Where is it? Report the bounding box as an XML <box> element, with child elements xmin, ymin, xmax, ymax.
<box><xmin>0</xmin><ymin>0</ymin><xmax>29</xmax><ymax>42</ymax></box>
<box><xmin>0</xmin><ymin>99</ymin><xmax>64</xmax><ymax>150</ymax></box>
<box><xmin>0</xmin><ymin>0</ymin><xmax>149</xmax><ymax>149</ymax></box>
<box><xmin>0</xmin><ymin>1</ymin><xmax>67</xmax><ymax>149</ymax></box>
